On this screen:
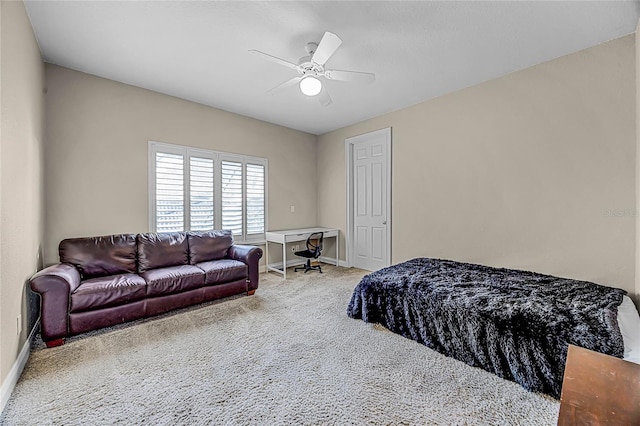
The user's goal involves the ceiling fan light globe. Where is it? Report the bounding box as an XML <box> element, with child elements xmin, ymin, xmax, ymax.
<box><xmin>300</xmin><ymin>76</ymin><xmax>322</xmax><ymax>96</ymax></box>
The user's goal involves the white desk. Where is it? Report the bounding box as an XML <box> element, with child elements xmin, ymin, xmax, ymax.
<box><xmin>265</xmin><ymin>227</ymin><xmax>339</xmax><ymax>279</ymax></box>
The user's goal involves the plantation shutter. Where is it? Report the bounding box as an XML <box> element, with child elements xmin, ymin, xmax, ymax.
<box><xmin>246</xmin><ymin>163</ymin><xmax>265</xmax><ymax>235</ymax></box>
<box><xmin>150</xmin><ymin>142</ymin><xmax>267</xmax><ymax>240</ymax></box>
<box><xmin>189</xmin><ymin>156</ymin><xmax>214</xmax><ymax>231</ymax></box>
<box><xmin>221</xmin><ymin>160</ymin><xmax>243</xmax><ymax>235</ymax></box>
<box><xmin>155</xmin><ymin>152</ymin><xmax>185</xmax><ymax>232</ymax></box>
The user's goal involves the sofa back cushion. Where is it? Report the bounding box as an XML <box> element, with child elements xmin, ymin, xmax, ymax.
<box><xmin>138</xmin><ymin>232</ymin><xmax>189</xmax><ymax>272</ymax></box>
<box><xmin>59</xmin><ymin>234</ymin><xmax>138</xmax><ymax>279</ymax></box>
<box><xmin>188</xmin><ymin>230</ymin><xmax>234</xmax><ymax>264</ymax></box>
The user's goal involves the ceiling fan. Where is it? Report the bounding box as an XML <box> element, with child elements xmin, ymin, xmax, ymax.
<box><xmin>249</xmin><ymin>31</ymin><xmax>375</xmax><ymax>107</ymax></box>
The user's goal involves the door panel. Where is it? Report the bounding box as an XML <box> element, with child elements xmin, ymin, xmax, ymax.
<box><xmin>372</xmin><ymin>227</ymin><xmax>384</xmax><ymax>260</ymax></box>
<box><xmin>356</xmin><ymin>226</ymin><xmax>369</xmax><ymax>258</ymax></box>
<box><xmin>356</xmin><ymin>147</ymin><xmax>368</xmax><ymax>160</ymax></box>
<box><xmin>372</xmin><ymin>163</ymin><xmax>383</xmax><ymax>216</ymax></box>
<box><xmin>349</xmin><ymin>128</ymin><xmax>391</xmax><ymax>271</ymax></box>
<box><xmin>356</xmin><ymin>165</ymin><xmax>368</xmax><ymax>216</ymax></box>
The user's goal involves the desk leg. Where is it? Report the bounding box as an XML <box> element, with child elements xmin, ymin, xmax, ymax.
<box><xmin>282</xmin><ymin>241</ymin><xmax>287</xmax><ymax>279</ymax></box>
<box><xmin>265</xmin><ymin>241</ymin><xmax>269</xmax><ymax>274</ymax></box>
<box><xmin>336</xmin><ymin>233</ymin><xmax>339</xmax><ymax>267</ymax></box>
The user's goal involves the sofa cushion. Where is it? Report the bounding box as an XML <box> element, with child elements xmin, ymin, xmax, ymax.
<box><xmin>138</xmin><ymin>232</ymin><xmax>189</xmax><ymax>272</ymax></box>
<box><xmin>60</xmin><ymin>234</ymin><xmax>137</xmax><ymax>279</ymax></box>
<box><xmin>141</xmin><ymin>265</ymin><xmax>205</xmax><ymax>296</ymax></box>
<box><xmin>70</xmin><ymin>273</ymin><xmax>147</xmax><ymax>313</ymax></box>
<box><xmin>188</xmin><ymin>230</ymin><xmax>234</xmax><ymax>264</ymax></box>
<box><xmin>197</xmin><ymin>259</ymin><xmax>247</xmax><ymax>285</ymax></box>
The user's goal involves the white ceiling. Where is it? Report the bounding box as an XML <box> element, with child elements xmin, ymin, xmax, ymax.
<box><xmin>25</xmin><ymin>1</ymin><xmax>640</xmax><ymax>135</ymax></box>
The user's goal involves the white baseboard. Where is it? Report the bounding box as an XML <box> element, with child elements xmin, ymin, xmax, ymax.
<box><xmin>318</xmin><ymin>256</ymin><xmax>348</xmax><ymax>268</ymax></box>
<box><xmin>263</xmin><ymin>258</ymin><xmax>348</xmax><ymax>273</ymax></box>
<box><xmin>0</xmin><ymin>323</ymin><xmax>38</xmax><ymax>415</ymax></box>
<box><xmin>265</xmin><ymin>260</ymin><xmax>306</xmax><ymax>271</ymax></box>
<box><xmin>260</xmin><ymin>260</ymin><xmax>305</xmax><ymax>273</ymax></box>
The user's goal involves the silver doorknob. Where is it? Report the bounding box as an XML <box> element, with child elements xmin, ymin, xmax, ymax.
<box><xmin>382</xmin><ymin>221</ymin><xmax>387</xmax><ymax>225</ymax></box>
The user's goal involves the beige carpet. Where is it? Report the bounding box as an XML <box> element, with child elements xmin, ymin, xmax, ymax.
<box><xmin>1</xmin><ymin>265</ymin><xmax>559</xmax><ymax>425</ymax></box>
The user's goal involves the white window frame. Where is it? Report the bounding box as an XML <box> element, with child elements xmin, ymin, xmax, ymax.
<box><xmin>149</xmin><ymin>141</ymin><xmax>268</xmax><ymax>243</ymax></box>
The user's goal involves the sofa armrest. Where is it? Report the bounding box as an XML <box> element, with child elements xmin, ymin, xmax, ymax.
<box><xmin>30</xmin><ymin>263</ymin><xmax>81</xmax><ymax>342</ymax></box>
<box><xmin>227</xmin><ymin>245</ymin><xmax>263</xmax><ymax>291</ymax></box>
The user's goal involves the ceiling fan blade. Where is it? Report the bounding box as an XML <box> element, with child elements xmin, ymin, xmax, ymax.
<box><xmin>317</xmin><ymin>87</ymin><xmax>333</xmax><ymax>107</ymax></box>
<box><xmin>311</xmin><ymin>32</ymin><xmax>342</xmax><ymax>66</ymax></box>
<box><xmin>325</xmin><ymin>69</ymin><xmax>375</xmax><ymax>83</ymax></box>
<box><xmin>267</xmin><ymin>76</ymin><xmax>302</xmax><ymax>95</ymax></box>
<box><xmin>249</xmin><ymin>50</ymin><xmax>298</xmax><ymax>70</ymax></box>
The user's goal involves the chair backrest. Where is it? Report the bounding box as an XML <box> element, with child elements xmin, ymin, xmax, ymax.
<box><xmin>307</xmin><ymin>232</ymin><xmax>323</xmax><ymax>258</ymax></box>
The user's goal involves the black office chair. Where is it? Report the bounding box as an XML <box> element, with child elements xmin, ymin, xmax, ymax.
<box><xmin>294</xmin><ymin>232</ymin><xmax>324</xmax><ymax>273</ymax></box>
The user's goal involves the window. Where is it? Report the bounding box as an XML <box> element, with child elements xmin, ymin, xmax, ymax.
<box><xmin>149</xmin><ymin>141</ymin><xmax>267</xmax><ymax>242</ymax></box>
<box><xmin>221</xmin><ymin>160</ymin><xmax>243</xmax><ymax>235</ymax></box>
<box><xmin>246</xmin><ymin>163</ymin><xmax>265</xmax><ymax>235</ymax></box>
<box><xmin>189</xmin><ymin>156</ymin><xmax>214</xmax><ymax>231</ymax></box>
<box><xmin>155</xmin><ymin>152</ymin><xmax>184</xmax><ymax>232</ymax></box>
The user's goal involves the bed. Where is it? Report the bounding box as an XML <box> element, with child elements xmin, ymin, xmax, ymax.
<box><xmin>347</xmin><ymin>257</ymin><xmax>640</xmax><ymax>398</ymax></box>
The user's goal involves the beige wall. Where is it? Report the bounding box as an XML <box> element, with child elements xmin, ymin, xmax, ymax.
<box><xmin>0</xmin><ymin>1</ymin><xmax>45</xmax><ymax>386</ymax></box>
<box><xmin>318</xmin><ymin>35</ymin><xmax>636</xmax><ymax>295</ymax></box>
<box><xmin>44</xmin><ymin>65</ymin><xmax>317</xmax><ymax>266</ymax></box>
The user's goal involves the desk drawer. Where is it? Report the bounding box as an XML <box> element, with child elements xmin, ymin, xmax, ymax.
<box><xmin>287</xmin><ymin>231</ymin><xmax>337</xmax><ymax>242</ymax></box>
<box><xmin>285</xmin><ymin>233</ymin><xmax>310</xmax><ymax>242</ymax></box>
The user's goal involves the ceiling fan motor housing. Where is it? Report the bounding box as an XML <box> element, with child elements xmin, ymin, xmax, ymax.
<box><xmin>297</xmin><ymin>57</ymin><xmax>323</xmax><ymax>77</ymax></box>
<box><xmin>297</xmin><ymin>41</ymin><xmax>325</xmax><ymax>77</ymax></box>
<box><xmin>305</xmin><ymin>42</ymin><xmax>318</xmax><ymax>56</ymax></box>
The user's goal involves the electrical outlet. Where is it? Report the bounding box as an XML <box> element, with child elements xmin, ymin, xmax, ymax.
<box><xmin>16</xmin><ymin>314</ymin><xmax>22</xmax><ymax>335</ymax></box>
<box><xmin>291</xmin><ymin>245</ymin><xmax>300</xmax><ymax>252</ymax></box>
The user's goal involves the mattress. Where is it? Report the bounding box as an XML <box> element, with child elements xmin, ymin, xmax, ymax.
<box><xmin>619</xmin><ymin>295</ymin><xmax>640</xmax><ymax>364</ymax></box>
<box><xmin>347</xmin><ymin>257</ymin><xmax>627</xmax><ymax>398</ymax></box>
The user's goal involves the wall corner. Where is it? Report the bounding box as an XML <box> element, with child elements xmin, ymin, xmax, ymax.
<box><xmin>635</xmin><ymin>20</ymin><xmax>640</xmax><ymax>304</ymax></box>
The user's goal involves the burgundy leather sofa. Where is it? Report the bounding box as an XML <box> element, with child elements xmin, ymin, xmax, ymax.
<box><xmin>30</xmin><ymin>230</ymin><xmax>262</xmax><ymax>347</ymax></box>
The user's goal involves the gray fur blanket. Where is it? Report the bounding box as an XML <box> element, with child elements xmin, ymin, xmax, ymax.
<box><xmin>347</xmin><ymin>258</ymin><xmax>626</xmax><ymax>398</ymax></box>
